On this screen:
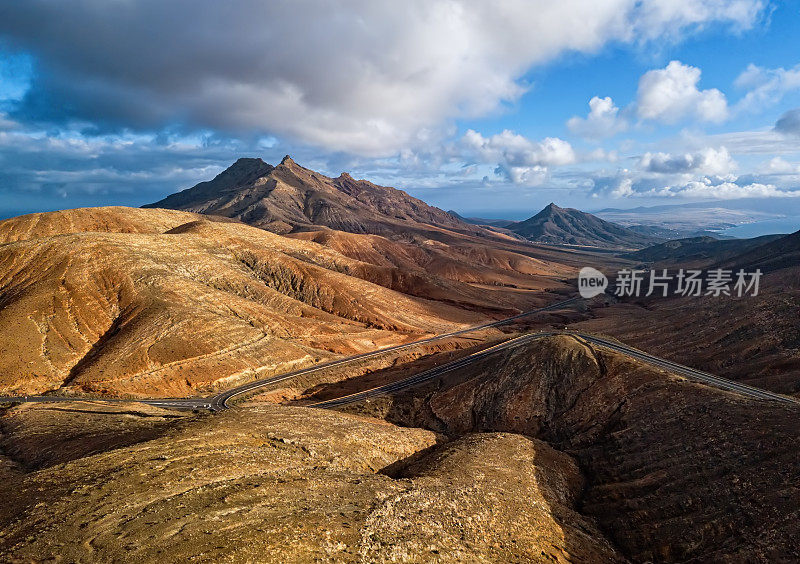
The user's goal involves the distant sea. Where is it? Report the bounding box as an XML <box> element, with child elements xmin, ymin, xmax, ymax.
<box><xmin>720</xmin><ymin>217</ymin><xmax>800</xmax><ymax>238</ymax></box>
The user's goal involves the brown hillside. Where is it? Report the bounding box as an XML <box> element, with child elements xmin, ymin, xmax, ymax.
<box><xmin>0</xmin><ymin>207</ymin><xmax>487</xmax><ymax>397</ymax></box>
<box><xmin>332</xmin><ymin>335</ymin><xmax>800</xmax><ymax>562</ymax></box>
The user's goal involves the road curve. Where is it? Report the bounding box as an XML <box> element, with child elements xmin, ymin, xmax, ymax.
<box><xmin>1</xmin><ymin>297</ymin><xmax>580</xmax><ymax>411</ymax></box>
<box><xmin>3</xmin><ymin>297</ymin><xmax>796</xmax><ymax>410</ymax></box>
<box><xmin>308</xmin><ymin>331</ymin><xmax>799</xmax><ymax>409</ymax></box>
<box><xmin>209</xmin><ymin>296</ymin><xmax>579</xmax><ymax>410</ymax></box>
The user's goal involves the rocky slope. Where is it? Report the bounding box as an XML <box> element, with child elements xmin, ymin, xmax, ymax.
<box><xmin>623</xmin><ymin>234</ymin><xmax>783</xmax><ymax>268</ymax></box>
<box><xmin>575</xmin><ymin>231</ymin><xmax>800</xmax><ymax>396</ymax></box>
<box><xmin>719</xmin><ymin>229</ymin><xmax>800</xmax><ymax>273</ymax></box>
<box><xmin>145</xmin><ymin>155</ymin><xmax>482</xmax><ymax>237</ymax></box>
<box><xmin>144</xmin><ymin>157</ymin><xmax>614</xmax><ymax>306</ymax></box>
<box><xmin>331</xmin><ymin>335</ymin><xmax>800</xmax><ymax>562</ymax></box>
<box><xmin>574</xmin><ymin>270</ymin><xmax>800</xmax><ymax>396</ymax></box>
<box><xmin>510</xmin><ymin>203</ymin><xmax>661</xmax><ymax>249</ymax></box>
<box><xmin>0</xmin><ymin>207</ymin><xmax>489</xmax><ymax>396</ymax></box>
<box><xmin>0</xmin><ymin>402</ymin><xmax>621</xmax><ymax>562</ymax></box>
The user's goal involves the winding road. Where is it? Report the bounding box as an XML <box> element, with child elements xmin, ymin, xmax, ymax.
<box><xmin>1</xmin><ymin>296</ymin><xmax>797</xmax><ymax>410</ymax></box>
<box><xmin>309</xmin><ymin>331</ymin><xmax>797</xmax><ymax>408</ymax></box>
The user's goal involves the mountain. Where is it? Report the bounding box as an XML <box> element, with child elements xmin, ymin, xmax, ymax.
<box><xmin>143</xmin><ymin>157</ymin><xmax>614</xmax><ymax>312</ymax></box>
<box><xmin>720</xmin><ymin>229</ymin><xmax>800</xmax><ymax>273</ymax></box>
<box><xmin>4</xmin><ymin>335</ymin><xmax>797</xmax><ymax>561</ymax></box>
<box><xmin>625</xmin><ymin>224</ymin><xmax>736</xmax><ymax>240</ymax></box>
<box><xmin>595</xmin><ymin>202</ymin><xmax>788</xmax><ymax>238</ymax></box>
<box><xmin>575</xmin><ymin>230</ymin><xmax>800</xmax><ymax>396</ymax></box>
<box><xmin>623</xmin><ymin>234</ymin><xmax>784</xmax><ymax>267</ymax></box>
<box><xmin>509</xmin><ymin>203</ymin><xmax>661</xmax><ymax>249</ymax></box>
<box><xmin>145</xmin><ymin>156</ymin><xmax>482</xmax><ymax>237</ymax></box>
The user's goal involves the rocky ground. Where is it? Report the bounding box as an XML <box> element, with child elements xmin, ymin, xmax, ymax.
<box><xmin>328</xmin><ymin>336</ymin><xmax>800</xmax><ymax>562</ymax></box>
<box><xmin>571</xmin><ymin>268</ymin><xmax>800</xmax><ymax>396</ymax></box>
<box><xmin>1</xmin><ymin>336</ymin><xmax>797</xmax><ymax>562</ymax></box>
<box><xmin>0</xmin><ymin>205</ymin><xmax>595</xmax><ymax>398</ymax></box>
<box><xmin>0</xmin><ymin>401</ymin><xmax>619</xmax><ymax>562</ymax></box>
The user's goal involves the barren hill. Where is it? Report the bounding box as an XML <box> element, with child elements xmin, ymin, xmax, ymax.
<box><xmin>330</xmin><ymin>335</ymin><xmax>800</xmax><ymax>562</ymax></box>
<box><xmin>623</xmin><ymin>233</ymin><xmax>783</xmax><ymax>267</ymax></box>
<box><xmin>510</xmin><ymin>203</ymin><xmax>661</xmax><ymax>249</ymax></box>
<box><xmin>720</xmin><ymin>229</ymin><xmax>800</xmax><ymax>273</ymax></box>
<box><xmin>0</xmin><ymin>207</ymin><xmax>489</xmax><ymax>397</ymax></box>
<box><xmin>145</xmin><ymin>155</ymin><xmax>482</xmax><ymax>237</ymax></box>
<box><xmin>2</xmin><ymin>335</ymin><xmax>796</xmax><ymax>561</ymax></box>
<box><xmin>575</xmin><ymin>231</ymin><xmax>800</xmax><ymax>395</ymax></box>
<box><xmin>144</xmin><ymin>157</ymin><xmax>614</xmax><ymax>312</ymax></box>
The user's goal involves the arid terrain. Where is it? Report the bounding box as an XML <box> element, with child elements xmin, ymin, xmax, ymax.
<box><xmin>572</xmin><ymin>230</ymin><xmax>800</xmax><ymax>396</ymax></box>
<box><xmin>1</xmin><ymin>158</ymin><xmax>798</xmax><ymax>562</ymax></box>
<box><xmin>1</xmin><ymin>335</ymin><xmax>797</xmax><ymax>562</ymax></box>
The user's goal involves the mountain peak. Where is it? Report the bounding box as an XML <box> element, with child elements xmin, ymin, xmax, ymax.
<box><xmin>510</xmin><ymin>203</ymin><xmax>660</xmax><ymax>249</ymax></box>
<box><xmin>145</xmin><ymin>156</ymin><xmax>481</xmax><ymax>237</ymax></box>
<box><xmin>228</xmin><ymin>157</ymin><xmax>268</xmax><ymax>171</ymax></box>
<box><xmin>217</xmin><ymin>157</ymin><xmax>273</xmax><ymax>184</ymax></box>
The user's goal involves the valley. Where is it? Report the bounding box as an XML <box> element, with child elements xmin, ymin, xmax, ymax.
<box><xmin>1</xmin><ymin>157</ymin><xmax>798</xmax><ymax>562</ymax></box>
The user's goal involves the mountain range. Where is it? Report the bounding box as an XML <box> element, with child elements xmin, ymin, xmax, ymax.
<box><xmin>147</xmin><ymin>158</ymin><xmax>660</xmax><ymax>250</ymax></box>
<box><xmin>1</xmin><ymin>156</ymin><xmax>800</xmax><ymax>562</ymax></box>
<box><xmin>146</xmin><ymin>155</ymin><xmax>483</xmax><ymax>238</ymax></box>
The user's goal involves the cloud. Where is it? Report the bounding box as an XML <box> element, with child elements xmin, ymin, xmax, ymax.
<box><xmin>646</xmin><ymin>178</ymin><xmax>797</xmax><ymax>199</ymax></box>
<box><xmin>760</xmin><ymin>156</ymin><xmax>800</xmax><ymax>175</ymax></box>
<box><xmin>0</xmin><ymin>1</ymin><xmax>764</xmax><ymax>156</ymax></box>
<box><xmin>639</xmin><ymin>146</ymin><xmax>736</xmax><ymax>175</ymax></box>
<box><xmin>495</xmin><ymin>165</ymin><xmax>549</xmax><ymax>186</ymax></box>
<box><xmin>593</xmin><ymin>169</ymin><xmax>799</xmax><ymax>199</ymax></box>
<box><xmin>636</xmin><ymin>61</ymin><xmax>728</xmax><ymax>124</ymax></box>
<box><xmin>567</xmin><ymin>96</ymin><xmax>628</xmax><ymax>139</ymax></box>
<box><xmin>461</xmin><ymin>129</ymin><xmax>575</xmax><ymax>186</ymax></box>
<box><xmin>462</xmin><ymin>130</ymin><xmax>576</xmax><ymax>167</ymax></box>
<box><xmin>735</xmin><ymin>64</ymin><xmax>800</xmax><ymax>112</ymax></box>
<box><xmin>0</xmin><ymin>123</ymin><xmax>302</xmax><ymax>218</ymax></box>
<box><xmin>774</xmin><ymin>108</ymin><xmax>800</xmax><ymax>136</ymax></box>
<box><xmin>631</xmin><ymin>0</ymin><xmax>766</xmax><ymax>39</ymax></box>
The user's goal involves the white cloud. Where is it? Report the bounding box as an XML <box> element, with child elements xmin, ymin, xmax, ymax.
<box><xmin>631</xmin><ymin>0</ymin><xmax>766</xmax><ymax>39</ymax></box>
<box><xmin>499</xmin><ymin>165</ymin><xmax>549</xmax><ymax>186</ymax></box>
<box><xmin>645</xmin><ymin>178</ymin><xmax>798</xmax><ymax>199</ymax></box>
<box><xmin>462</xmin><ymin>130</ymin><xmax>576</xmax><ymax>167</ymax></box>
<box><xmin>567</xmin><ymin>96</ymin><xmax>628</xmax><ymax>139</ymax></box>
<box><xmin>461</xmin><ymin>129</ymin><xmax>575</xmax><ymax>186</ymax></box>
<box><xmin>0</xmin><ymin>1</ymin><xmax>765</xmax><ymax>156</ymax></box>
<box><xmin>596</xmin><ymin>169</ymin><xmax>800</xmax><ymax>199</ymax></box>
<box><xmin>760</xmin><ymin>156</ymin><xmax>800</xmax><ymax>175</ymax></box>
<box><xmin>639</xmin><ymin>146</ymin><xmax>736</xmax><ymax>175</ymax></box>
<box><xmin>636</xmin><ymin>61</ymin><xmax>729</xmax><ymax>123</ymax></box>
<box><xmin>735</xmin><ymin>64</ymin><xmax>800</xmax><ymax>112</ymax></box>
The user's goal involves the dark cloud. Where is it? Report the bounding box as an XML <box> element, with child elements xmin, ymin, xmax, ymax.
<box><xmin>774</xmin><ymin>108</ymin><xmax>800</xmax><ymax>136</ymax></box>
<box><xmin>0</xmin><ymin>0</ymin><xmax>765</xmax><ymax>156</ymax></box>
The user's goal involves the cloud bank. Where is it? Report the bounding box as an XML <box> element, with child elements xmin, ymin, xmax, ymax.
<box><xmin>0</xmin><ymin>0</ymin><xmax>764</xmax><ymax>156</ymax></box>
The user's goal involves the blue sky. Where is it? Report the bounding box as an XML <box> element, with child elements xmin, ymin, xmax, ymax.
<box><xmin>2</xmin><ymin>1</ymin><xmax>800</xmax><ymax>220</ymax></box>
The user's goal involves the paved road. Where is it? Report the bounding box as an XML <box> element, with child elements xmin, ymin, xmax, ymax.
<box><xmin>1</xmin><ymin>297</ymin><xmax>580</xmax><ymax>411</ymax></box>
<box><xmin>208</xmin><ymin>296</ymin><xmax>579</xmax><ymax>410</ymax></box>
<box><xmin>3</xmin><ymin>296</ymin><xmax>796</xmax><ymax>410</ymax></box>
<box><xmin>309</xmin><ymin>331</ymin><xmax>799</xmax><ymax>409</ymax></box>
<box><xmin>0</xmin><ymin>395</ymin><xmax>213</xmax><ymax>410</ymax></box>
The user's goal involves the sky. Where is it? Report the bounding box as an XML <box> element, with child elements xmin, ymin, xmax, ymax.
<box><xmin>2</xmin><ymin>1</ymin><xmax>800</xmax><ymax>220</ymax></box>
